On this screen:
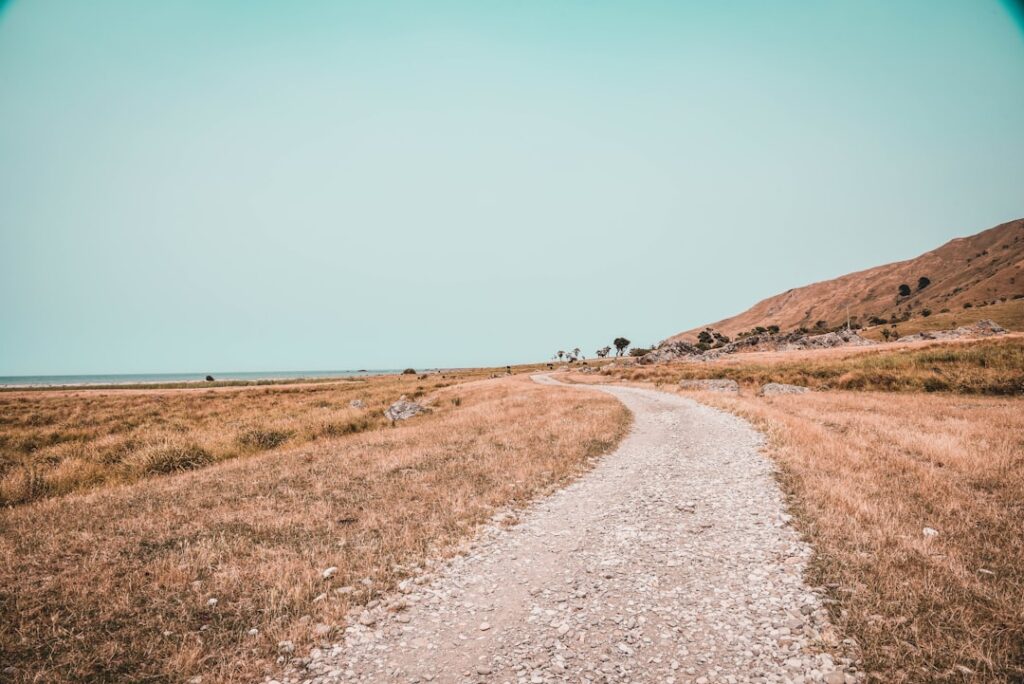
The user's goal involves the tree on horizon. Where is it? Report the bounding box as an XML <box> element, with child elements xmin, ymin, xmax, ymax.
<box><xmin>613</xmin><ymin>337</ymin><xmax>630</xmax><ymax>356</ymax></box>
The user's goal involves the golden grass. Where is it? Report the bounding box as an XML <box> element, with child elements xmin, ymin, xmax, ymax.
<box><xmin>597</xmin><ymin>336</ymin><xmax>1024</xmax><ymax>395</ymax></box>
<box><xmin>697</xmin><ymin>392</ymin><xmax>1024</xmax><ymax>683</ymax></box>
<box><xmin>0</xmin><ymin>375</ymin><xmax>630</xmax><ymax>683</ymax></box>
<box><xmin>859</xmin><ymin>299</ymin><xmax>1024</xmax><ymax>341</ymax></box>
<box><xmin>0</xmin><ymin>369</ymin><xmax>513</xmax><ymax>505</ymax></box>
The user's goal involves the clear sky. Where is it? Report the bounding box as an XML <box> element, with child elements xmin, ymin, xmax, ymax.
<box><xmin>2</xmin><ymin>1</ymin><xmax>1023</xmax><ymax>375</ymax></box>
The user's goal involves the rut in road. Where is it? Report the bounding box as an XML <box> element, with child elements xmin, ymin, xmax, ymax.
<box><xmin>270</xmin><ymin>376</ymin><xmax>861</xmax><ymax>684</ymax></box>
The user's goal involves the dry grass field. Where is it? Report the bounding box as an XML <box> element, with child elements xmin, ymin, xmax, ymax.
<box><xmin>0</xmin><ymin>369</ymin><xmax>498</xmax><ymax>506</ymax></box>
<box><xmin>0</xmin><ymin>373</ymin><xmax>630</xmax><ymax>683</ymax></box>
<box><xmin>606</xmin><ymin>336</ymin><xmax>1024</xmax><ymax>395</ymax></box>
<box><xmin>858</xmin><ymin>298</ymin><xmax>1024</xmax><ymax>341</ymax></box>
<box><xmin>562</xmin><ymin>339</ymin><xmax>1024</xmax><ymax>682</ymax></box>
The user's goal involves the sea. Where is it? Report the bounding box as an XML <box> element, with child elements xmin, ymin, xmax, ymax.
<box><xmin>0</xmin><ymin>369</ymin><xmax>398</xmax><ymax>388</ymax></box>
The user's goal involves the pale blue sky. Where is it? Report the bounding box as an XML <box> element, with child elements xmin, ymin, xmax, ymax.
<box><xmin>2</xmin><ymin>1</ymin><xmax>1023</xmax><ymax>375</ymax></box>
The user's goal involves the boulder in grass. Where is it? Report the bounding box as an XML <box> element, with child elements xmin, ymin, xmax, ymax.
<box><xmin>384</xmin><ymin>396</ymin><xmax>427</xmax><ymax>422</ymax></box>
<box><xmin>759</xmin><ymin>382</ymin><xmax>810</xmax><ymax>396</ymax></box>
<box><xmin>679</xmin><ymin>379</ymin><xmax>739</xmax><ymax>393</ymax></box>
<box><xmin>349</xmin><ymin>399</ymin><xmax>366</xmax><ymax>409</ymax></box>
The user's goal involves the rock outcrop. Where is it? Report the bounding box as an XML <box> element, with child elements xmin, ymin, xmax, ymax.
<box><xmin>759</xmin><ymin>383</ymin><xmax>811</xmax><ymax>396</ymax></box>
<box><xmin>384</xmin><ymin>396</ymin><xmax>427</xmax><ymax>421</ymax></box>
<box><xmin>897</xmin><ymin>319</ymin><xmax>1007</xmax><ymax>343</ymax></box>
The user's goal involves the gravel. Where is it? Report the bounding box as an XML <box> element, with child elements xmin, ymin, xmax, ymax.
<box><xmin>266</xmin><ymin>376</ymin><xmax>861</xmax><ymax>684</ymax></box>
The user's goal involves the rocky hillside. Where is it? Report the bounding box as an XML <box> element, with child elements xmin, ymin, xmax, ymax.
<box><xmin>669</xmin><ymin>218</ymin><xmax>1024</xmax><ymax>342</ymax></box>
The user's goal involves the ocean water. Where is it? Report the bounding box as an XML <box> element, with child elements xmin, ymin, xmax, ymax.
<box><xmin>0</xmin><ymin>369</ymin><xmax>398</xmax><ymax>387</ymax></box>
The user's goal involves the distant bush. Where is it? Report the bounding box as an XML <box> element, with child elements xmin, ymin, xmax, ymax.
<box><xmin>767</xmin><ymin>325</ymin><xmax>780</xmax><ymax>334</ymax></box>
<box><xmin>917</xmin><ymin>276</ymin><xmax>931</xmax><ymax>290</ymax></box>
<box><xmin>628</xmin><ymin>347</ymin><xmax>651</xmax><ymax>357</ymax></box>
<box><xmin>963</xmin><ymin>302</ymin><xmax>973</xmax><ymax>309</ymax></box>
<box><xmin>868</xmin><ymin>316</ymin><xmax>887</xmax><ymax>325</ymax></box>
<box><xmin>236</xmin><ymin>428</ymin><xmax>291</xmax><ymax>451</ymax></box>
<box><xmin>921</xmin><ymin>309</ymin><xmax>932</xmax><ymax>317</ymax></box>
<box><xmin>140</xmin><ymin>443</ymin><xmax>213</xmax><ymax>474</ymax></box>
<box><xmin>898</xmin><ymin>284</ymin><xmax>912</xmax><ymax>297</ymax></box>
<box><xmin>402</xmin><ymin>368</ymin><xmax>416</xmax><ymax>375</ymax></box>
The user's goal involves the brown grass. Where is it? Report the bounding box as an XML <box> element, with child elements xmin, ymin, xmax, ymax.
<box><xmin>697</xmin><ymin>392</ymin><xmax>1024</xmax><ymax>683</ymax></box>
<box><xmin>0</xmin><ymin>369</ymin><xmax>514</xmax><ymax>506</ymax></box>
<box><xmin>0</xmin><ymin>374</ymin><xmax>630</xmax><ymax>683</ymax></box>
<box><xmin>597</xmin><ymin>336</ymin><xmax>1024</xmax><ymax>395</ymax></box>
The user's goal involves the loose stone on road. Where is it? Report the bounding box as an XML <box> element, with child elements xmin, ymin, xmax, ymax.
<box><xmin>271</xmin><ymin>376</ymin><xmax>860</xmax><ymax>684</ymax></box>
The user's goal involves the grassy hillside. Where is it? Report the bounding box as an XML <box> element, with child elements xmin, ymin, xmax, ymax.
<box><xmin>670</xmin><ymin>218</ymin><xmax>1024</xmax><ymax>341</ymax></box>
<box><xmin>593</xmin><ymin>336</ymin><xmax>1024</xmax><ymax>395</ymax></box>
<box><xmin>858</xmin><ymin>297</ymin><xmax>1024</xmax><ymax>340</ymax></box>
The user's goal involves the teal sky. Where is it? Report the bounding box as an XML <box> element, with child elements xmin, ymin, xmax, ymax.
<box><xmin>2</xmin><ymin>1</ymin><xmax>1023</xmax><ymax>375</ymax></box>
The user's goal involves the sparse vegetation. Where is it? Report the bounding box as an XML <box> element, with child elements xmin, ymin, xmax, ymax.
<box><xmin>917</xmin><ymin>276</ymin><xmax>931</xmax><ymax>290</ymax></box>
<box><xmin>587</xmin><ymin>337</ymin><xmax>1024</xmax><ymax>395</ymax></box>
<box><xmin>613</xmin><ymin>337</ymin><xmax>631</xmax><ymax>356</ymax></box>
<box><xmin>0</xmin><ymin>370</ymin><xmax>530</xmax><ymax>506</ymax></box>
<box><xmin>898</xmin><ymin>283</ymin><xmax>912</xmax><ymax>297</ymax></box>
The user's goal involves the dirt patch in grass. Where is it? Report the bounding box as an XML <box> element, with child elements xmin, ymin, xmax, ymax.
<box><xmin>0</xmin><ymin>375</ymin><xmax>630</xmax><ymax>683</ymax></box>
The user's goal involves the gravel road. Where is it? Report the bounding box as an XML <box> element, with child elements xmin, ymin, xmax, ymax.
<box><xmin>270</xmin><ymin>377</ymin><xmax>860</xmax><ymax>684</ymax></box>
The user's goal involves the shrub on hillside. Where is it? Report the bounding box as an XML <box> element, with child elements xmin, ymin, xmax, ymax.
<box><xmin>137</xmin><ymin>443</ymin><xmax>213</xmax><ymax>475</ymax></box>
<box><xmin>236</xmin><ymin>428</ymin><xmax>291</xmax><ymax>451</ymax></box>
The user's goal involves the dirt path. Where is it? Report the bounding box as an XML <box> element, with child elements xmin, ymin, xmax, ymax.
<box><xmin>273</xmin><ymin>377</ymin><xmax>860</xmax><ymax>684</ymax></box>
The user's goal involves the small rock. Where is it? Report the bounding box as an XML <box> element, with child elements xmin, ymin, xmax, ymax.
<box><xmin>759</xmin><ymin>383</ymin><xmax>811</xmax><ymax>396</ymax></box>
<box><xmin>384</xmin><ymin>396</ymin><xmax>428</xmax><ymax>422</ymax></box>
<box><xmin>206</xmin><ymin>598</ymin><xmax>218</xmax><ymax>607</ymax></box>
<box><xmin>358</xmin><ymin>612</ymin><xmax>376</xmax><ymax>626</ymax></box>
<box><xmin>278</xmin><ymin>640</ymin><xmax>295</xmax><ymax>654</ymax></box>
<box><xmin>322</xmin><ymin>566</ymin><xmax>338</xmax><ymax>579</ymax></box>
<box><xmin>479</xmin><ymin>622</ymin><xmax>491</xmax><ymax>631</ymax></box>
<box><xmin>923</xmin><ymin>527</ymin><xmax>939</xmax><ymax>537</ymax></box>
<box><xmin>679</xmin><ymin>378</ymin><xmax>740</xmax><ymax>393</ymax></box>
<box><xmin>349</xmin><ymin>399</ymin><xmax>366</xmax><ymax>409</ymax></box>
<box><xmin>824</xmin><ymin>671</ymin><xmax>847</xmax><ymax>684</ymax></box>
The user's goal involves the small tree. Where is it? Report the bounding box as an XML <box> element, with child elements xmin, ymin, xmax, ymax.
<box><xmin>898</xmin><ymin>283</ymin><xmax>912</xmax><ymax>297</ymax></box>
<box><xmin>572</xmin><ymin>347</ymin><xmax>581</xmax><ymax>360</ymax></box>
<box><xmin>815</xmin><ymin>320</ymin><xmax>828</xmax><ymax>330</ymax></box>
<box><xmin>921</xmin><ymin>308</ymin><xmax>932</xmax><ymax>317</ymax></box>
<box><xmin>557</xmin><ymin>350</ymin><xmax>565</xmax><ymax>361</ymax></box>
<box><xmin>595</xmin><ymin>346</ymin><xmax>611</xmax><ymax>358</ymax></box>
<box><xmin>881</xmin><ymin>328</ymin><xmax>891</xmax><ymax>341</ymax></box>
<box><xmin>917</xmin><ymin>276</ymin><xmax>931</xmax><ymax>290</ymax></box>
<box><xmin>613</xmin><ymin>337</ymin><xmax>630</xmax><ymax>356</ymax></box>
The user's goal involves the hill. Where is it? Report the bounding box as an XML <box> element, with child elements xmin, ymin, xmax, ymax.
<box><xmin>669</xmin><ymin>218</ymin><xmax>1024</xmax><ymax>342</ymax></box>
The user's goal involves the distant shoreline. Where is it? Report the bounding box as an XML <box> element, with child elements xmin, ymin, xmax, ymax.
<box><xmin>0</xmin><ymin>369</ymin><xmax>400</xmax><ymax>389</ymax></box>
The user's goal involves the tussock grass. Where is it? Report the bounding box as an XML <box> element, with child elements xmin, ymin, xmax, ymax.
<box><xmin>599</xmin><ymin>337</ymin><xmax>1024</xmax><ymax>395</ymax></box>
<box><xmin>0</xmin><ymin>375</ymin><xmax>630</xmax><ymax>683</ymax></box>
